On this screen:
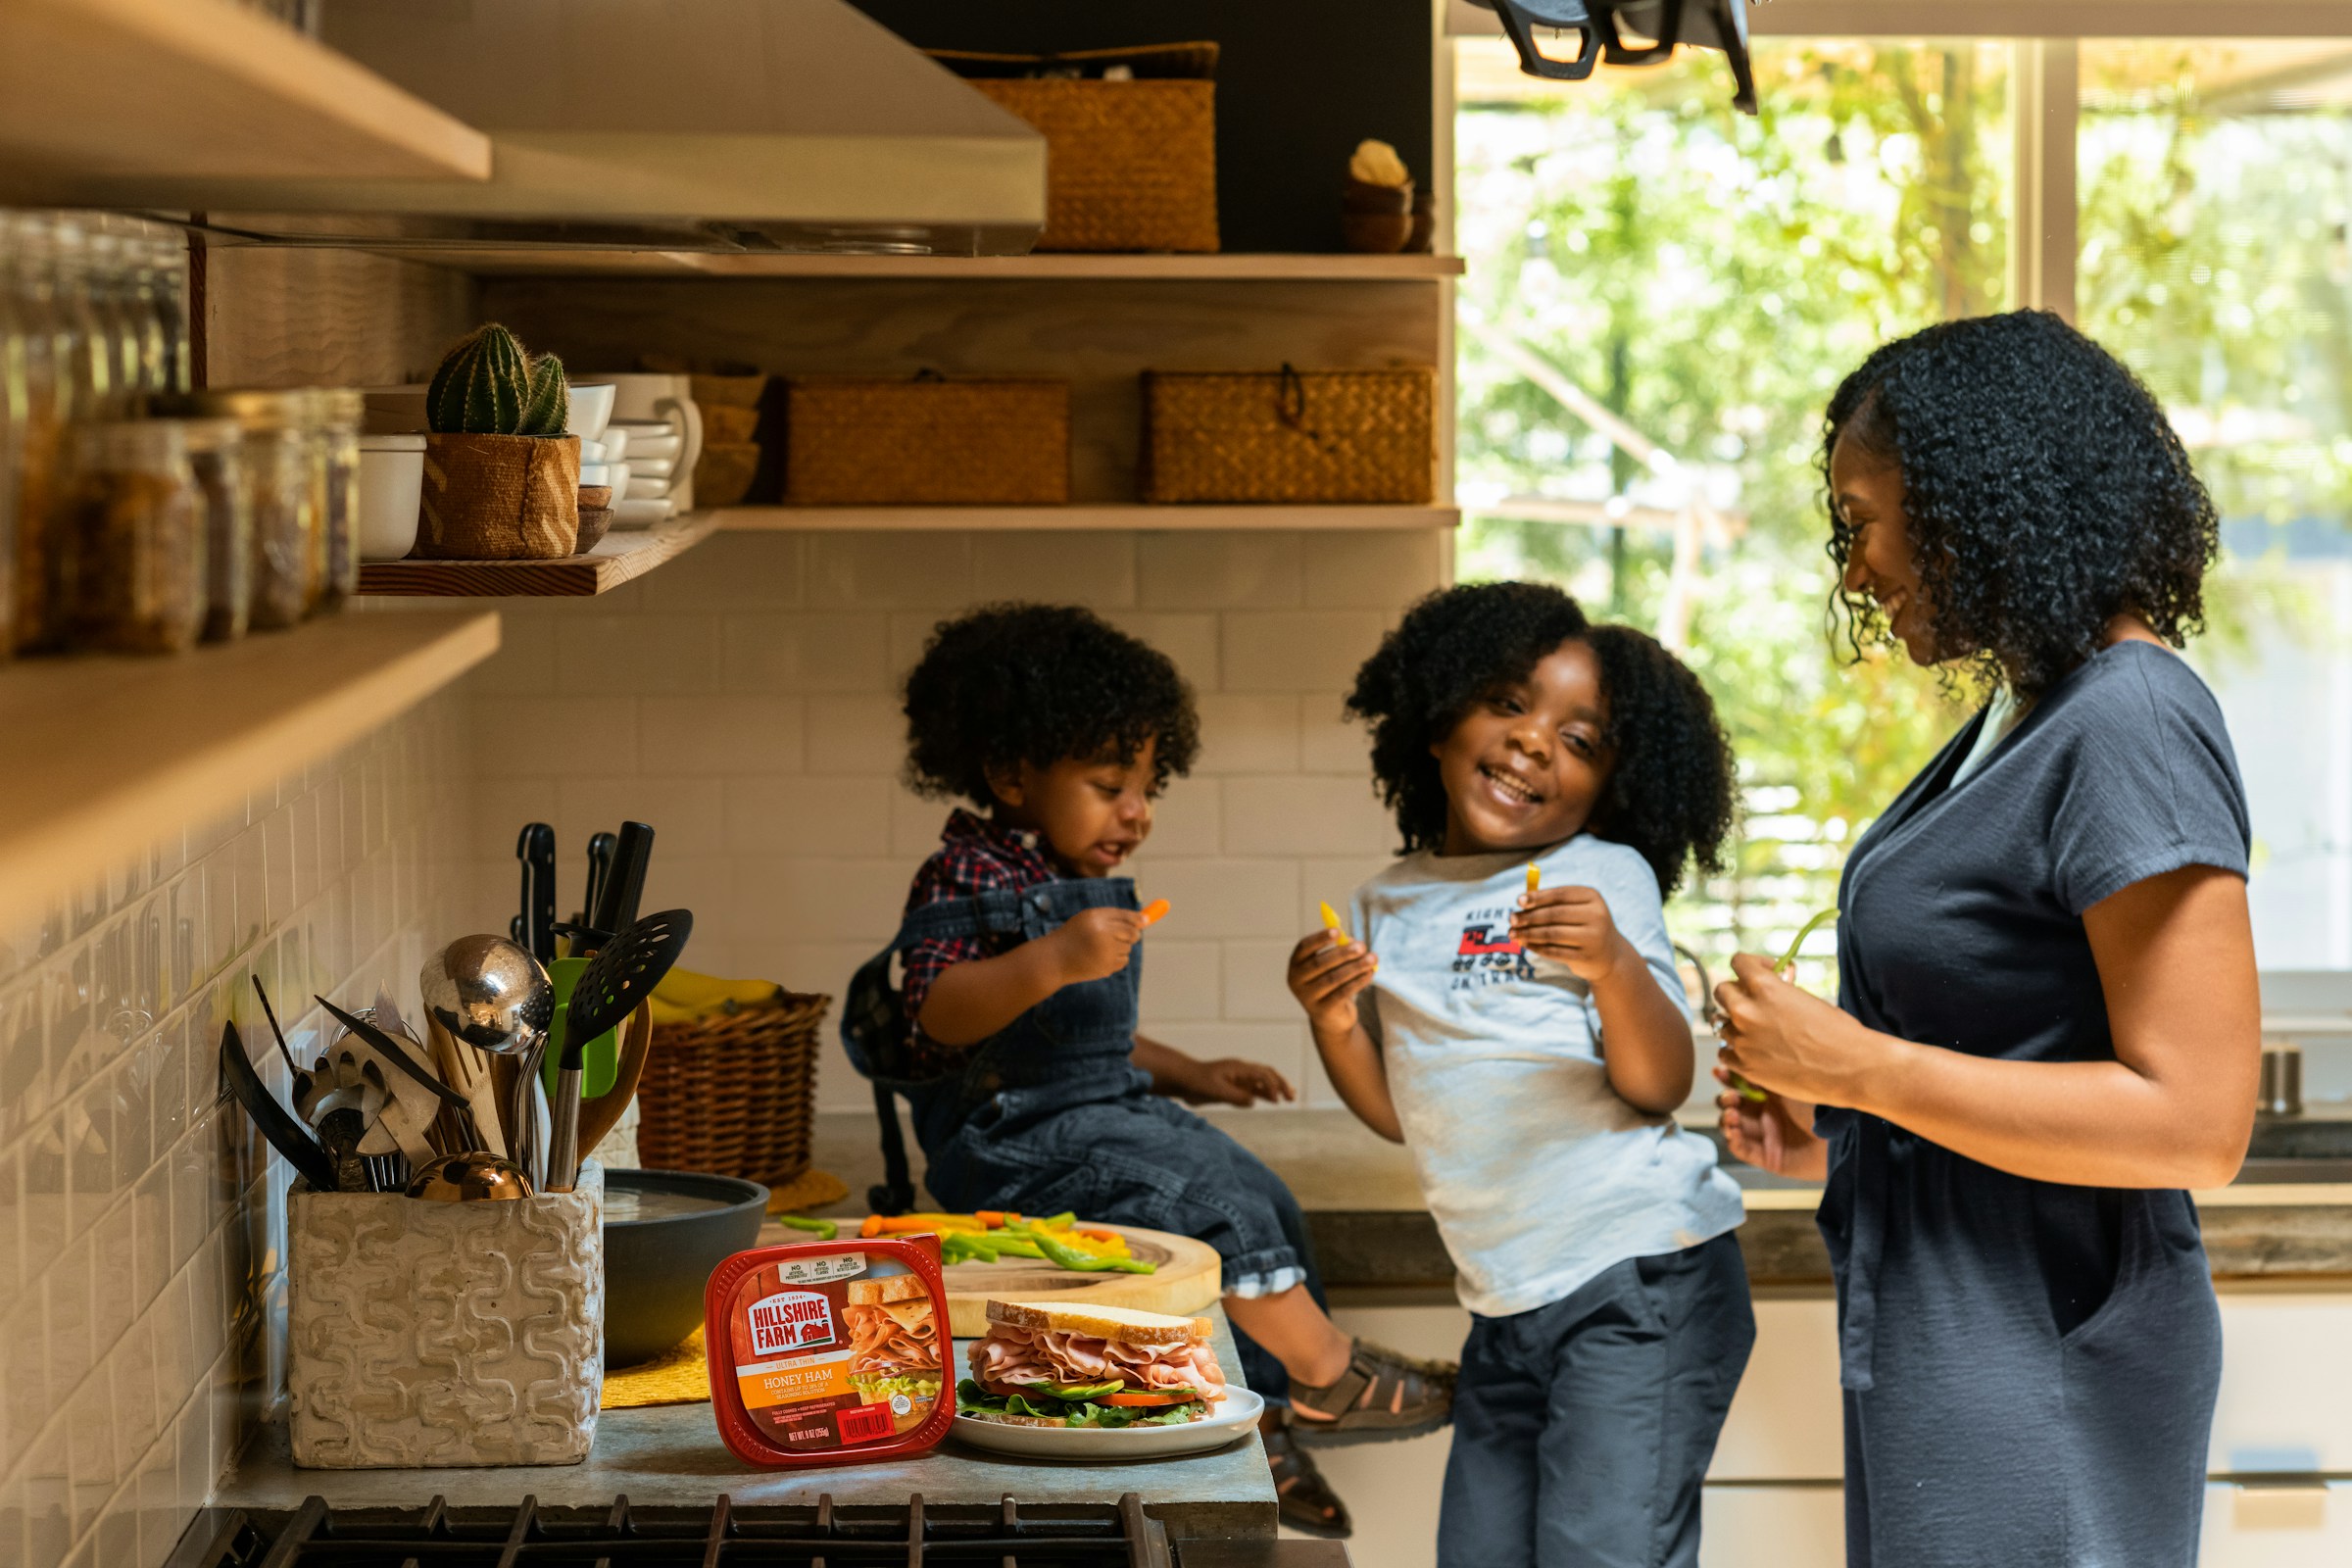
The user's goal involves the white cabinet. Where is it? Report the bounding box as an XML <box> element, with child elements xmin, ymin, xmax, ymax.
<box><xmin>2199</xmin><ymin>1483</ymin><xmax>2352</xmax><ymax>1567</ymax></box>
<box><xmin>2211</xmin><ymin>1293</ymin><xmax>2352</xmax><ymax>1472</ymax></box>
<box><xmin>1696</xmin><ymin>1486</ymin><xmax>1848</xmax><ymax>1567</ymax></box>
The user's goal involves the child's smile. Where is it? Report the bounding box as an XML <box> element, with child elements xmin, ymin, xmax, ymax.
<box><xmin>1432</xmin><ymin>639</ymin><xmax>1615</xmax><ymax>856</ymax></box>
<box><xmin>990</xmin><ymin>739</ymin><xmax>1159</xmax><ymax>878</ymax></box>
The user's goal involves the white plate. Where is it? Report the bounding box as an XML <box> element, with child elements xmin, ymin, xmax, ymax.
<box><xmin>612</xmin><ymin>496</ymin><xmax>673</xmax><ymax>529</ymax></box>
<box><xmin>950</xmin><ymin>1387</ymin><xmax>1262</xmax><ymax>1462</ymax></box>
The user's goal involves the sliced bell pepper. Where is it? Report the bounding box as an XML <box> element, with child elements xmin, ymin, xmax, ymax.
<box><xmin>775</xmin><ymin>1214</ymin><xmax>838</xmax><ymax>1241</ymax></box>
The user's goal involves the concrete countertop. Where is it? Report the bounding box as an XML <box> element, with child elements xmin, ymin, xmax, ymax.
<box><xmin>808</xmin><ymin>1106</ymin><xmax>2352</xmax><ymax>1291</ymax></box>
<box><xmin>217</xmin><ymin>1311</ymin><xmax>1275</xmax><ymax>1540</ymax></box>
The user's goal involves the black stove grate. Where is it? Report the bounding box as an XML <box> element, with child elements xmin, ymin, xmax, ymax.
<box><xmin>168</xmin><ymin>1493</ymin><xmax>1174</xmax><ymax>1568</ymax></box>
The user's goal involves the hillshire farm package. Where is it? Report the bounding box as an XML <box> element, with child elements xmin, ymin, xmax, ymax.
<box><xmin>704</xmin><ymin>1236</ymin><xmax>953</xmax><ymax>1467</ymax></box>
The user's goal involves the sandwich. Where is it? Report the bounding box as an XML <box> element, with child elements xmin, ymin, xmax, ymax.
<box><xmin>844</xmin><ymin>1274</ymin><xmax>942</xmax><ymax>1429</ymax></box>
<box><xmin>957</xmin><ymin>1300</ymin><xmax>1228</xmax><ymax>1428</ymax></box>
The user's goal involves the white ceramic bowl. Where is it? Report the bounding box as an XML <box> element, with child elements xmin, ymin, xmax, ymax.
<box><xmin>626</xmin><ymin>454</ymin><xmax>677</xmax><ymax>481</ymax></box>
<box><xmin>564</xmin><ymin>382</ymin><xmax>615</xmax><ymax>442</ymax></box>
<box><xmin>579</xmin><ymin>438</ymin><xmax>608</xmax><ymax>465</ymax></box>
<box><xmin>599</xmin><ymin>427</ymin><xmax>631</xmax><ymax>463</ymax></box>
<box><xmin>357</xmin><ymin>434</ymin><xmax>426</xmax><ymax>561</ymax></box>
<box><xmin>612</xmin><ymin>496</ymin><xmax>673</xmax><ymax>529</ymax></box>
<box><xmin>608</xmin><ymin>421</ymin><xmax>682</xmax><ymax>463</ymax></box>
<box><xmin>624</xmin><ymin>470</ymin><xmax>674</xmax><ymax>501</ymax></box>
<box><xmin>579</xmin><ymin>462</ymin><xmax>613</xmax><ymax>488</ymax></box>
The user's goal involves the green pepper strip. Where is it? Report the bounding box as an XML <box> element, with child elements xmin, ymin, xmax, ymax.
<box><xmin>1033</xmin><ymin>1232</ymin><xmax>1157</xmax><ymax>1275</ymax></box>
<box><xmin>1726</xmin><ymin>907</ymin><xmax>1843</xmax><ymax>1105</ymax></box>
<box><xmin>776</xmin><ymin>1214</ymin><xmax>838</xmax><ymax>1241</ymax></box>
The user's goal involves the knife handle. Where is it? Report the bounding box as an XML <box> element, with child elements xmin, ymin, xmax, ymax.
<box><xmin>594</xmin><ymin>821</ymin><xmax>655</xmax><ymax>935</ymax></box>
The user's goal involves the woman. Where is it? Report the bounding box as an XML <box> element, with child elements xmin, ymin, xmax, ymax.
<box><xmin>1714</xmin><ymin>311</ymin><xmax>2261</xmax><ymax>1567</ymax></box>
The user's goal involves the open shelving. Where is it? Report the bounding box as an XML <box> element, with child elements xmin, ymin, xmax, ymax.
<box><xmin>0</xmin><ymin>609</ymin><xmax>499</xmax><ymax>935</ymax></box>
<box><xmin>713</xmin><ymin>504</ymin><xmax>1460</xmax><ymax>532</ymax></box>
<box><xmin>355</xmin><ymin>513</ymin><xmax>718</xmax><ymax>598</ymax></box>
<box><xmin>0</xmin><ymin>0</ymin><xmax>492</xmax><ymax>191</ymax></box>
<box><xmin>446</xmin><ymin>251</ymin><xmax>1464</xmax><ymax>281</ymax></box>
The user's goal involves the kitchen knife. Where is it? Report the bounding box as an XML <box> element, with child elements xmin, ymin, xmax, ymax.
<box><xmin>314</xmin><ymin>996</ymin><xmax>468</xmax><ymax>1109</ymax></box>
<box><xmin>520</xmin><ymin>822</ymin><xmax>558</xmax><ymax>963</ymax></box>
<box><xmin>219</xmin><ymin>1022</ymin><xmax>338</xmax><ymax>1192</ymax></box>
<box><xmin>580</xmin><ymin>831</ymin><xmax>617</xmax><ymax>949</ymax></box>
<box><xmin>592</xmin><ymin>820</ymin><xmax>655</xmax><ymax>935</ymax></box>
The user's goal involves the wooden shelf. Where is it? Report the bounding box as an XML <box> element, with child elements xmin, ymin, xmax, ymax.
<box><xmin>0</xmin><ymin>610</ymin><xmax>499</xmax><ymax>936</ymax></box>
<box><xmin>357</xmin><ymin>513</ymin><xmax>718</xmax><ymax>598</ymax></box>
<box><xmin>0</xmin><ymin>0</ymin><xmax>491</xmax><ymax>190</ymax></box>
<box><xmin>450</xmin><ymin>251</ymin><xmax>1465</xmax><ymax>281</ymax></box>
<box><xmin>714</xmin><ymin>505</ymin><xmax>1460</xmax><ymax>532</ymax></box>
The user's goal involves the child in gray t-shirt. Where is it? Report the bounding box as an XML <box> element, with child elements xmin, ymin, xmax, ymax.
<box><xmin>1286</xmin><ymin>582</ymin><xmax>1752</xmax><ymax>1568</ymax></box>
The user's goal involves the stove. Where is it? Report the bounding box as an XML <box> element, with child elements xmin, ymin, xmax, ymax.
<box><xmin>167</xmin><ymin>1493</ymin><xmax>1176</xmax><ymax>1567</ymax></box>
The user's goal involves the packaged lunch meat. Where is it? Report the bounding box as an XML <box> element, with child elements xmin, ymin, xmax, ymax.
<box><xmin>704</xmin><ymin>1236</ymin><xmax>953</xmax><ymax>1467</ymax></box>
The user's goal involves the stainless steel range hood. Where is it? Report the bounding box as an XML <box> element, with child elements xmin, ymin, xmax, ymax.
<box><xmin>94</xmin><ymin>0</ymin><xmax>1050</xmax><ymax>257</ymax></box>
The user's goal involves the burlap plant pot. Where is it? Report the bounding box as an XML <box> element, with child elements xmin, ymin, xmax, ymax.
<box><xmin>417</xmin><ymin>433</ymin><xmax>581</xmax><ymax>559</ymax></box>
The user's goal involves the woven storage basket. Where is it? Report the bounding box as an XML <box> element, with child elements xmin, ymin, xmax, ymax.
<box><xmin>1141</xmin><ymin>365</ymin><xmax>1439</xmax><ymax>504</ymax></box>
<box><xmin>636</xmin><ymin>992</ymin><xmax>829</xmax><ymax>1190</ymax></box>
<box><xmin>783</xmin><ymin>375</ymin><xmax>1069</xmax><ymax>506</ymax></box>
<box><xmin>932</xmin><ymin>45</ymin><xmax>1219</xmax><ymax>253</ymax></box>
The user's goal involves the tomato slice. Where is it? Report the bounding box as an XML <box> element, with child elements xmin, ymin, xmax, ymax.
<box><xmin>1102</xmin><ymin>1390</ymin><xmax>1198</xmax><ymax>1407</ymax></box>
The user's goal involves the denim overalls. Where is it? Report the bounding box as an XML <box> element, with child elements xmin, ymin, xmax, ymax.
<box><xmin>843</xmin><ymin>873</ymin><xmax>1322</xmax><ymax>1399</ymax></box>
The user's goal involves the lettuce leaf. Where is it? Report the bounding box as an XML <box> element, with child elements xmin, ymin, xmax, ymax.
<box><xmin>955</xmin><ymin>1378</ymin><xmax>1204</xmax><ymax>1428</ymax></box>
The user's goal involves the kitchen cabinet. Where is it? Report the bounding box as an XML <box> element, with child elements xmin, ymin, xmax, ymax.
<box><xmin>2201</xmin><ymin>1482</ymin><xmax>2352</xmax><ymax>1566</ymax></box>
<box><xmin>0</xmin><ymin>0</ymin><xmax>490</xmax><ymax>196</ymax></box>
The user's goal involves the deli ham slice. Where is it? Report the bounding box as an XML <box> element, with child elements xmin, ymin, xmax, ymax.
<box><xmin>967</xmin><ymin>1322</ymin><xmax>1227</xmax><ymax>1402</ymax></box>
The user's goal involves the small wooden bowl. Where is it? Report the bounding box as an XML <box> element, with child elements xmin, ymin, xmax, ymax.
<box><xmin>1343</xmin><ymin>211</ymin><xmax>1413</xmax><ymax>254</ymax></box>
<box><xmin>573</xmin><ymin>506</ymin><xmax>614</xmax><ymax>553</ymax></box>
<box><xmin>577</xmin><ymin>484</ymin><xmax>613</xmax><ymax>511</ymax></box>
<box><xmin>1343</xmin><ymin>176</ymin><xmax>1414</xmax><ymax>215</ymax></box>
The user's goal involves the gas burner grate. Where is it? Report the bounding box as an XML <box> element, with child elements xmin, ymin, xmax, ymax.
<box><xmin>169</xmin><ymin>1493</ymin><xmax>1174</xmax><ymax>1568</ymax></box>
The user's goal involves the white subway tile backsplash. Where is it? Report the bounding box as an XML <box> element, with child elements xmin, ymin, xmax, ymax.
<box><xmin>803</xmin><ymin>695</ymin><xmax>908</xmax><ymax>776</ymax></box>
<box><xmin>808</xmin><ymin>532</ymin><xmax>975</xmax><ymax>609</ymax></box>
<box><xmin>1299</xmin><ymin>692</ymin><xmax>1372</xmax><ymax>775</ymax></box>
<box><xmin>1193</xmin><ymin>695</ymin><xmax>1301</xmax><ymax>775</ymax></box>
<box><xmin>729</xmin><ymin>858</ymin><xmax>910</xmax><ymax>947</ymax></box>
<box><xmin>1131</xmin><ymin>777</ymin><xmax>1220</xmax><ymax>859</ymax></box>
<box><xmin>724</xmin><ymin>777</ymin><xmax>893</xmax><ymax>858</ymax></box>
<box><xmin>1221</xmin><ymin>777</ymin><xmax>1396</xmax><ymax>858</ymax></box>
<box><xmin>1219</xmin><ymin>938</ymin><xmax>1309</xmax><ymax>1022</ymax></box>
<box><xmin>1302</xmin><ymin>528</ymin><xmax>1445</xmax><ymax>608</ymax></box>
<box><xmin>1137</xmin><ymin>532</ymin><xmax>1302</xmax><ymax>610</ymax></box>
<box><xmin>972</xmin><ymin>531</ymin><xmax>1137</xmax><ymax>608</ymax></box>
<box><xmin>639</xmin><ymin>532</ymin><xmax>806</xmax><ymax>613</ymax></box>
<box><xmin>554</xmin><ymin>615</ymin><xmax>723</xmax><ymax>696</ymax></box>
<box><xmin>1221</xmin><ymin>611</ymin><xmax>1395</xmax><ymax>694</ymax></box>
<box><xmin>638</xmin><ymin>695</ymin><xmax>807</xmax><ymax>777</ymax></box>
<box><xmin>1100</xmin><ymin>611</ymin><xmax>1219</xmax><ymax>692</ymax></box>
<box><xmin>1130</xmin><ymin>858</ymin><xmax>1302</xmax><ymax>939</ymax></box>
<box><xmin>721</xmin><ymin>612</ymin><xmax>893</xmax><ymax>694</ymax></box>
<box><xmin>0</xmin><ymin>693</ymin><xmax>469</xmax><ymax>1568</ymax></box>
<box><xmin>560</xmin><ymin>777</ymin><xmax>728</xmax><ymax>858</ymax></box>
<box><xmin>1136</xmin><ymin>940</ymin><xmax>1221</xmax><ymax>1024</ymax></box>
<box><xmin>470</xmin><ymin>694</ymin><xmax>638</xmax><ymax>781</ymax></box>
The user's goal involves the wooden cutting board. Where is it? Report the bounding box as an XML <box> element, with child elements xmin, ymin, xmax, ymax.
<box><xmin>937</xmin><ymin>1223</ymin><xmax>1222</xmax><ymax>1338</ymax></box>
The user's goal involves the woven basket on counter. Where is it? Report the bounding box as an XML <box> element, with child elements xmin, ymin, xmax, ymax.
<box><xmin>931</xmin><ymin>44</ymin><xmax>1219</xmax><ymax>254</ymax></box>
<box><xmin>782</xmin><ymin>374</ymin><xmax>1070</xmax><ymax>506</ymax></box>
<box><xmin>1141</xmin><ymin>365</ymin><xmax>1439</xmax><ymax>505</ymax></box>
<box><xmin>636</xmin><ymin>992</ymin><xmax>829</xmax><ymax>1190</ymax></box>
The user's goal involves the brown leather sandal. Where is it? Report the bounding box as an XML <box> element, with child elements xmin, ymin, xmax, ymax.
<box><xmin>1261</xmin><ymin>1407</ymin><xmax>1352</xmax><ymax>1538</ymax></box>
<box><xmin>1285</xmin><ymin>1338</ymin><xmax>1456</xmax><ymax>1447</ymax></box>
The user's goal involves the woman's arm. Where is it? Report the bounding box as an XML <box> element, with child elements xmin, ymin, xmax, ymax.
<box><xmin>1716</xmin><ymin>864</ymin><xmax>2260</xmax><ymax>1189</ymax></box>
<box><xmin>1286</xmin><ymin>931</ymin><xmax>1404</xmax><ymax>1143</ymax></box>
<box><xmin>915</xmin><ymin>906</ymin><xmax>1144</xmax><ymax>1046</ymax></box>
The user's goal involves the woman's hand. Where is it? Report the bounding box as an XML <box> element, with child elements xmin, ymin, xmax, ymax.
<box><xmin>1049</xmin><ymin>906</ymin><xmax>1146</xmax><ymax>985</ymax></box>
<box><xmin>1509</xmin><ymin>885</ymin><xmax>1633</xmax><ymax>983</ymax></box>
<box><xmin>1713</xmin><ymin>952</ymin><xmax>1890</xmax><ymax>1106</ymax></box>
<box><xmin>1287</xmin><ymin>929</ymin><xmax>1378</xmax><ymax>1035</ymax></box>
<box><xmin>1175</xmin><ymin>1057</ymin><xmax>1298</xmax><ymax>1108</ymax></box>
<box><xmin>1714</xmin><ymin>1069</ymin><xmax>1829</xmax><ymax>1180</ymax></box>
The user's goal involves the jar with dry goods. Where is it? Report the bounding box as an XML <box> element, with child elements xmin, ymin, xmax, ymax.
<box><xmin>153</xmin><ymin>389</ymin><xmax>316</xmax><ymax>631</ymax></box>
<box><xmin>308</xmin><ymin>388</ymin><xmax>363</xmax><ymax>610</ymax></box>
<box><xmin>181</xmin><ymin>416</ymin><xmax>251</xmax><ymax>642</ymax></box>
<box><xmin>63</xmin><ymin>419</ymin><xmax>205</xmax><ymax>655</ymax></box>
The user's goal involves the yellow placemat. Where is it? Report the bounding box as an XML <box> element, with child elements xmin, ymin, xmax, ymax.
<box><xmin>603</xmin><ymin>1328</ymin><xmax>713</xmax><ymax>1410</ymax></box>
<box><xmin>766</xmin><ymin>1165</ymin><xmax>848</xmax><ymax>1213</ymax></box>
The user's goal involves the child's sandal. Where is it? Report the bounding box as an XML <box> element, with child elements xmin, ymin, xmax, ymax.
<box><xmin>1286</xmin><ymin>1339</ymin><xmax>1456</xmax><ymax>1446</ymax></box>
<box><xmin>1260</xmin><ymin>1408</ymin><xmax>1352</xmax><ymax>1538</ymax></box>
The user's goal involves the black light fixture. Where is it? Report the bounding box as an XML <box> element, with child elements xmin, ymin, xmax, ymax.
<box><xmin>1466</xmin><ymin>0</ymin><xmax>1759</xmax><ymax>116</ymax></box>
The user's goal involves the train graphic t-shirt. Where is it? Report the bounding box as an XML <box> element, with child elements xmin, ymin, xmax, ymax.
<box><xmin>1350</xmin><ymin>833</ymin><xmax>1742</xmax><ymax>1317</ymax></box>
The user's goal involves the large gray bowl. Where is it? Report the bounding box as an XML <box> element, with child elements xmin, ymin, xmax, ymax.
<box><xmin>603</xmin><ymin>1168</ymin><xmax>768</xmax><ymax>1368</ymax></box>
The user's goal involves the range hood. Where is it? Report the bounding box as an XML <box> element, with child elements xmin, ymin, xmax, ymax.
<box><xmin>99</xmin><ymin>0</ymin><xmax>1050</xmax><ymax>256</ymax></box>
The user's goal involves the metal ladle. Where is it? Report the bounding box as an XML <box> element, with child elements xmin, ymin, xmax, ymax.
<box><xmin>420</xmin><ymin>935</ymin><xmax>555</xmax><ymax>1186</ymax></box>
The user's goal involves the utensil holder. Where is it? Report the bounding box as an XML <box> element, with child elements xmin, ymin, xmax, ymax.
<box><xmin>287</xmin><ymin>1162</ymin><xmax>605</xmax><ymax>1468</ymax></box>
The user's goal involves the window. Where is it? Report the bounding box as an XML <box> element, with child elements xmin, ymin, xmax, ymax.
<box><xmin>1454</xmin><ymin>24</ymin><xmax>2352</xmax><ymax>977</ymax></box>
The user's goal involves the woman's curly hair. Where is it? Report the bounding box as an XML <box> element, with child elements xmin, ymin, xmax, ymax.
<box><xmin>903</xmin><ymin>603</ymin><xmax>1199</xmax><ymax>806</ymax></box>
<box><xmin>1823</xmin><ymin>310</ymin><xmax>2219</xmax><ymax>699</ymax></box>
<box><xmin>1346</xmin><ymin>583</ymin><xmax>1736</xmax><ymax>896</ymax></box>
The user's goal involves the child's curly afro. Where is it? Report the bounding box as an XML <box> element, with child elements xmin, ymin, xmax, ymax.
<box><xmin>902</xmin><ymin>603</ymin><xmax>1200</xmax><ymax>807</ymax></box>
<box><xmin>1347</xmin><ymin>582</ymin><xmax>1736</xmax><ymax>896</ymax></box>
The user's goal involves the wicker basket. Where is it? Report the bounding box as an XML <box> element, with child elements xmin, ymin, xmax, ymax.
<box><xmin>636</xmin><ymin>992</ymin><xmax>829</xmax><ymax>1190</ymax></box>
<box><xmin>1141</xmin><ymin>365</ymin><xmax>1439</xmax><ymax>504</ymax></box>
<box><xmin>783</xmin><ymin>375</ymin><xmax>1070</xmax><ymax>506</ymax></box>
<box><xmin>933</xmin><ymin>44</ymin><xmax>1219</xmax><ymax>254</ymax></box>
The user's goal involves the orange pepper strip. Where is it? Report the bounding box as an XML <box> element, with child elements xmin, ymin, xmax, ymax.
<box><xmin>860</xmin><ymin>1214</ymin><xmax>884</xmax><ymax>1239</ymax></box>
<box><xmin>976</xmin><ymin>1210</ymin><xmax>1011</xmax><ymax>1229</ymax></box>
<box><xmin>1140</xmin><ymin>899</ymin><xmax>1171</xmax><ymax>927</ymax></box>
<box><xmin>1078</xmin><ymin>1228</ymin><xmax>1120</xmax><ymax>1243</ymax></box>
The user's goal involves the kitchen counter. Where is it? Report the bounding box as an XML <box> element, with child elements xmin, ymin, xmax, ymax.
<box><xmin>808</xmin><ymin>1107</ymin><xmax>2352</xmax><ymax>1291</ymax></box>
<box><xmin>216</xmin><ymin>1311</ymin><xmax>1276</xmax><ymax>1540</ymax></box>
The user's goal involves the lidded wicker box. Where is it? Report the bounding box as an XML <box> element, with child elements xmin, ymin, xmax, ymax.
<box><xmin>930</xmin><ymin>44</ymin><xmax>1219</xmax><ymax>254</ymax></box>
<box><xmin>1141</xmin><ymin>366</ymin><xmax>1439</xmax><ymax>505</ymax></box>
<box><xmin>782</xmin><ymin>375</ymin><xmax>1069</xmax><ymax>506</ymax></box>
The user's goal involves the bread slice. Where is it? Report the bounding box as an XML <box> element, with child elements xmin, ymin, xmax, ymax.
<box><xmin>985</xmin><ymin>1298</ymin><xmax>1211</xmax><ymax>1345</ymax></box>
<box><xmin>848</xmin><ymin>1273</ymin><xmax>932</xmax><ymax>1306</ymax></box>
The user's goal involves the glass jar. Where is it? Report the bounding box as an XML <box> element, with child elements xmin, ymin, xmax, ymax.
<box><xmin>310</xmin><ymin>389</ymin><xmax>363</xmax><ymax>610</ymax></box>
<box><xmin>153</xmin><ymin>389</ymin><xmax>317</xmax><ymax>631</ymax></box>
<box><xmin>181</xmin><ymin>417</ymin><xmax>251</xmax><ymax>642</ymax></box>
<box><xmin>63</xmin><ymin>419</ymin><xmax>206</xmax><ymax>656</ymax></box>
<box><xmin>8</xmin><ymin>214</ymin><xmax>74</xmax><ymax>654</ymax></box>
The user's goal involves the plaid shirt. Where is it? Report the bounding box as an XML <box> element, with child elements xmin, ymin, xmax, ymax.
<box><xmin>901</xmin><ymin>808</ymin><xmax>1059</xmax><ymax>1076</ymax></box>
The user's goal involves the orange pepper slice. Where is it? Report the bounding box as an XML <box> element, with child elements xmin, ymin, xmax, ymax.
<box><xmin>1140</xmin><ymin>899</ymin><xmax>1171</xmax><ymax>926</ymax></box>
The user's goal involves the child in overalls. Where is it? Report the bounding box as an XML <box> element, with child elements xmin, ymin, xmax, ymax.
<box><xmin>843</xmin><ymin>604</ymin><xmax>1451</xmax><ymax>1535</ymax></box>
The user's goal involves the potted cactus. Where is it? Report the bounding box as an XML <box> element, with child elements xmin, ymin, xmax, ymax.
<box><xmin>415</xmin><ymin>324</ymin><xmax>582</xmax><ymax>560</ymax></box>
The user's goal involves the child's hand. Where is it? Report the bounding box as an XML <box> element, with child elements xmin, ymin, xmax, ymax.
<box><xmin>1713</xmin><ymin>1069</ymin><xmax>1830</xmax><ymax>1180</ymax></box>
<box><xmin>1048</xmin><ymin>906</ymin><xmax>1147</xmax><ymax>984</ymax></box>
<box><xmin>1288</xmin><ymin>929</ymin><xmax>1377</xmax><ymax>1035</ymax></box>
<box><xmin>1174</xmin><ymin>1057</ymin><xmax>1298</xmax><ymax>1108</ymax></box>
<box><xmin>1510</xmin><ymin>885</ymin><xmax>1634</xmax><ymax>982</ymax></box>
